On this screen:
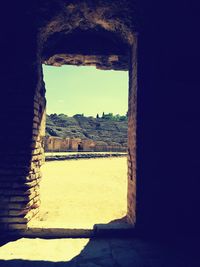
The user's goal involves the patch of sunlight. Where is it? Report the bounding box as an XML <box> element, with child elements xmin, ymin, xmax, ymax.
<box><xmin>29</xmin><ymin>157</ymin><xmax>127</xmax><ymax>229</ymax></box>
<box><xmin>0</xmin><ymin>238</ymin><xmax>89</xmax><ymax>262</ymax></box>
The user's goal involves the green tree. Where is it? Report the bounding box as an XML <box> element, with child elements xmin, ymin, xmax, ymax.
<box><xmin>103</xmin><ymin>113</ymin><xmax>113</xmax><ymax>120</ymax></box>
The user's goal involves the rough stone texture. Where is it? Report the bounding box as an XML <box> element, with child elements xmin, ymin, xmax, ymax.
<box><xmin>40</xmin><ymin>0</ymin><xmax>137</xmax><ymax>70</ymax></box>
<box><xmin>45</xmin><ymin>136</ymin><xmax>70</xmax><ymax>152</ymax></box>
<box><xmin>0</xmin><ymin>0</ymin><xmax>136</xmax><ymax>232</ymax></box>
<box><xmin>0</xmin><ymin>54</ymin><xmax>41</xmax><ymax>230</ymax></box>
<box><xmin>46</xmin><ymin>114</ymin><xmax>128</xmax><ymax>150</ymax></box>
<box><xmin>45</xmin><ymin>136</ymin><xmax>125</xmax><ymax>152</ymax></box>
<box><xmin>0</xmin><ymin>66</ymin><xmax>46</xmax><ymax>231</ymax></box>
<box><xmin>127</xmin><ymin>41</ymin><xmax>137</xmax><ymax>224</ymax></box>
<box><xmin>45</xmin><ymin>136</ymin><xmax>96</xmax><ymax>152</ymax></box>
<box><xmin>44</xmin><ymin>54</ymin><xmax>129</xmax><ymax>71</ymax></box>
<box><xmin>1</xmin><ymin>0</ymin><xmax>200</xmax><ymax>242</ymax></box>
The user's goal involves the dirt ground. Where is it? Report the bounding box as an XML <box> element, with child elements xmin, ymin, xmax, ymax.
<box><xmin>29</xmin><ymin>157</ymin><xmax>127</xmax><ymax>229</ymax></box>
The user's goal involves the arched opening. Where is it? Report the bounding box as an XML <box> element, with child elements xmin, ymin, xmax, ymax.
<box><xmin>29</xmin><ymin>23</ymin><xmax>137</xmax><ymax>233</ymax></box>
<box><xmin>0</xmin><ymin>2</ymin><xmax>137</xmax><ymax>233</ymax></box>
<box><xmin>30</xmin><ymin>62</ymin><xmax>130</xmax><ymax>230</ymax></box>
<box><xmin>78</xmin><ymin>143</ymin><xmax>83</xmax><ymax>152</ymax></box>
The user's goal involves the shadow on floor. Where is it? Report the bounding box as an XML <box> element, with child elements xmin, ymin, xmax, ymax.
<box><xmin>0</xmin><ymin>236</ymin><xmax>19</xmax><ymax>247</ymax></box>
<box><xmin>0</xmin><ymin>237</ymin><xmax>200</xmax><ymax>267</ymax></box>
<box><xmin>0</xmin><ymin>219</ymin><xmax>200</xmax><ymax>267</ymax></box>
<box><xmin>1</xmin><ymin>237</ymin><xmax>200</xmax><ymax>267</ymax></box>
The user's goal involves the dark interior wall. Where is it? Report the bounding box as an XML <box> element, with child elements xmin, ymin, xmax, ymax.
<box><xmin>0</xmin><ymin>0</ymin><xmax>199</xmax><ymax>237</ymax></box>
<box><xmin>0</xmin><ymin>0</ymin><xmax>136</xmax><ymax>232</ymax></box>
<box><xmin>136</xmin><ymin>1</ymin><xmax>200</xmax><ymax>237</ymax></box>
<box><xmin>127</xmin><ymin>41</ymin><xmax>137</xmax><ymax>224</ymax></box>
<box><xmin>0</xmin><ymin>2</ymin><xmax>46</xmax><ymax>231</ymax></box>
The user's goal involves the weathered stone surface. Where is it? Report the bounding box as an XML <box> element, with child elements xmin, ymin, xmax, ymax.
<box><xmin>45</xmin><ymin>114</ymin><xmax>127</xmax><ymax>152</ymax></box>
<box><xmin>0</xmin><ymin>0</ymin><xmax>136</xmax><ymax>232</ymax></box>
<box><xmin>44</xmin><ymin>54</ymin><xmax>129</xmax><ymax>71</ymax></box>
<box><xmin>0</xmin><ymin>186</ymin><xmax>39</xmax><ymax>196</ymax></box>
<box><xmin>9</xmin><ymin>191</ymin><xmax>39</xmax><ymax>203</ymax></box>
<box><xmin>40</xmin><ymin>0</ymin><xmax>136</xmax><ymax>70</ymax></box>
<box><xmin>7</xmin><ymin>223</ymin><xmax>27</xmax><ymax>230</ymax></box>
<box><xmin>127</xmin><ymin>43</ymin><xmax>137</xmax><ymax>224</ymax></box>
<box><xmin>0</xmin><ymin>217</ymin><xmax>29</xmax><ymax>223</ymax></box>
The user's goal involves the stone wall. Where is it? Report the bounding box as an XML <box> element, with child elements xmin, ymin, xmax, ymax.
<box><xmin>127</xmin><ymin>41</ymin><xmax>137</xmax><ymax>224</ymax></box>
<box><xmin>24</xmin><ymin>72</ymin><xmax>46</xmax><ymax>228</ymax></box>
<box><xmin>45</xmin><ymin>137</ymin><xmax>70</xmax><ymax>152</ymax></box>
<box><xmin>45</xmin><ymin>137</ymin><xmax>95</xmax><ymax>152</ymax></box>
<box><xmin>0</xmin><ymin>60</ymin><xmax>45</xmax><ymax>231</ymax></box>
<box><xmin>69</xmin><ymin>138</ymin><xmax>82</xmax><ymax>151</ymax></box>
<box><xmin>0</xmin><ymin>0</ymin><xmax>199</xmax><ymax>239</ymax></box>
<box><xmin>81</xmin><ymin>139</ymin><xmax>96</xmax><ymax>151</ymax></box>
<box><xmin>45</xmin><ymin>137</ymin><xmax>126</xmax><ymax>152</ymax></box>
<box><xmin>0</xmin><ymin>0</ymin><xmax>136</xmax><ymax>233</ymax></box>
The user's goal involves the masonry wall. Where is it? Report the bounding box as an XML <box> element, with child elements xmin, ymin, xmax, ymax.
<box><xmin>45</xmin><ymin>137</ymin><xmax>125</xmax><ymax>152</ymax></box>
<box><xmin>0</xmin><ymin>4</ymin><xmax>132</xmax><ymax>232</ymax></box>
<box><xmin>0</xmin><ymin>20</ymin><xmax>45</xmax><ymax>230</ymax></box>
<box><xmin>127</xmin><ymin>41</ymin><xmax>137</xmax><ymax>224</ymax></box>
<box><xmin>45</xmin><ymin>137</ymin><xmax>70</xmax><ymax>152</ymax></box>
<box><xmin>1</xmin><ymin>0</ymin><xmax>199</xmax><ymax>239</ymax></box>
<box><xmin>0</xmin><ymin>70</ymin><xmax>45</xmax><ymax>232</ymax></box>
<box><xmin>0</xmin><ymin>0</ymin><xmax>50</xmax><ymax>230</ymax></box>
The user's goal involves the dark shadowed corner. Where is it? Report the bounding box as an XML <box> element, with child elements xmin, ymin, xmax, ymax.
<box><xmin>0</xmin><ymin>0</ymin><xmax>200</xmax><ymax>266</ymax></box>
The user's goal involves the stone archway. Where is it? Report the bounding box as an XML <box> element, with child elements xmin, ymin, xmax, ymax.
<box><xmin>0</xmin><ymin>0</ymin><xmax>137</xmax><ymax>232</ymax></box>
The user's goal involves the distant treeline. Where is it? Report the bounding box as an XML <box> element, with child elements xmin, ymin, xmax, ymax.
<box><xmin>48</xmin><ymin>112</ymin><xmax>128</xmax><ymax>122</ymax></box>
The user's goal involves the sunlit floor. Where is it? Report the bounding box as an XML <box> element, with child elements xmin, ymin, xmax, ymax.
<box><xmin>29</xmin><ymin>157</ymin><xmax>127</xmax><ymax>229</ymax></box>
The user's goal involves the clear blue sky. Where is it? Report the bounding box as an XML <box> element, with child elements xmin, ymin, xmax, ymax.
<box><xmin>43</xmin><ymin>65</ymin><xmax>128</xmax><ymax>117</ymax></box>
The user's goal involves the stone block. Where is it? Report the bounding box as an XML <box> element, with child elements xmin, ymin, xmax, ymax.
<box><xmin>33</xmin><ymin>116</ymin><xmax>40</xmax><ymax>123</ymax></box>
<box><xmin>8</xmin><ymin>223</ymin><xmax>27</xmax><ymax>230</ymax></box>
<box><xmin>10</xmin><ymin>191</ymin><xmax>39</xmax><ymax>202</ymax></box>
<box><xmin>0</xmin><ymin>217</ymin><xmax>28</xmax><ymax>223</ymax></box>
<box><xmin>34</xmin><ymin>101</ymin><xmax>40</xmax><ymax>110</ymax></box>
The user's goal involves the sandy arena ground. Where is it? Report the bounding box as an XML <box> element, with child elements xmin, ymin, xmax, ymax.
<box><xmin>29</xmin><ymin>157</ymin><xmax>127</xmax><ymax>229</ymax></box>
<box><xmin>0</xmin><ymin>158</ymin><xmax>197</xmax><ymax>266</ymax></box>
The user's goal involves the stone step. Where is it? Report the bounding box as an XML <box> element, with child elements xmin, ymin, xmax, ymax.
<box><xmin>6</xmin><ymin>223</ymin><xmax>135</xmax><ymax>238</ymax></box>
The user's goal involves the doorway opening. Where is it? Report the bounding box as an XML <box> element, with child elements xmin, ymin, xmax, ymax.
<box><xmin>78</xmin><ymin>143</ymin><xmax>83</xmax><ymax>152</ymax></box>
<box><xmin>28</xmin><ymin>64</ymin><xmax>129</xmax><ymax>230</ymax></box>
